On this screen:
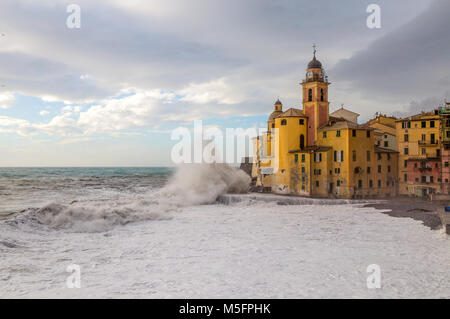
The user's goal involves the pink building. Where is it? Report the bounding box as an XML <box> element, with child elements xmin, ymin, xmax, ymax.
<box><xmin>405</xmin><ymin>158</ymin><xmax>441</xmax><ymax>197</ymax></box>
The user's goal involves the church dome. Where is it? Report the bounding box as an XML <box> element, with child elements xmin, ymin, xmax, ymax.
<box><xmin>269</xmin><ymin>110</ymin><xmax>282</xmax><ymax>121</ymax></box>
<box><xmin>307</xmin><ymin>56</ymin><xmax>322</xmax><ymax>69</ymax></box>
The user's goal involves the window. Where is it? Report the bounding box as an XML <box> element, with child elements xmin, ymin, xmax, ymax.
<box><xmin>388</xmin><ymin>165</ymin><xmax>391</xmax><ymax>173</ymax></box>
<box><xmin>415</xmin><ymin>178</ymin><xmax>419</xmax><ymax>182</ymax></box>
<box><xmin>446</xmin><ymin>120</ymin><xmax>450</xmax><ymax>127</ymax></box>
<box><xmin>404</xmin><ymin>160</ymin><xmax>408</xmax><ymax>168</ymax></box>
<box><xmin>422</xmin><ymin>134</ymin><xmax>426</xmax><ymax>142</ymax></box>
<box><xmin>369</xmin><ymin>180</ymin><xmax>373</xmax><ymax>187</ymax></box>
<box><xmin>337</xmin><ymin>180</ymin><xmax>341</xmax><ymax>187</ymax></box>
<box><xmin>352</xmin><ymin>130</ymin><xmax>356</xmax><ymax>137</ymax></box>
<box><xmin>271</xmin><ymin>123</ymin><xmax>275</xmax><ymax>128</ymax></box>
<box><xmin>281</xmin><ymin>119</ymin><xmax>287</xmax><ymax>125</ymax></box>
<box><xmin>299</xmin><ymin>119</ymin><xmax>304</xmax><ymax>125</ymax></box>
<box><xmin>404</xmin><ymin>148</ymin><xmax>409</xmax><ymax>155</ymax></box>
<box><xmin>387</xmin><ymin>153</ymin><xmax>391</xmax><ymax>160</ymax></box>
<box><xmin>335</xmin><ymin>168</ymin><xmax>341</xmax><ymax>174</ymax></box>
<box><xmin>301</xmin><ymin>166</ymin><xmax>305</xmax><ymax>173</ymax></box>
<box><xmin>301</xmin><ymin>154</ymin><xmax>305</xmax><ymax>163</ymax></box>
<box><xmin>431</xmin><ymin>133</ymin><xmax>435</xmax><ymax>144</ymax></box>
<box><xmin>315</xmin><ymin>181</ymin><xmax>319</xmax><ymax>187</ymax></box>
<box><xmin>404</xmin><ymin>174</ymin><xmax>407</xmax><ymax>182</ymax></box>
<box><xmin>367</xmin><ymin>167</ymin><xmax>371</xmax><ymax>174</ymax></box>
<box><xmin>378</xmin><ymin>153</ymin><xmax>382</xmax><ymax>160</ymax></box>
<box><xmin>430</xmin><ymin>121</ymin><xmax>435</xmax><ymax>128</ymax></box>
<box><xmin>421</xmin><ymin>121</ymin><xmax>426</xmax><ymax>128</ymax></box>
<box><xmin>315</xmin><ymin>153</ymin><xmax>322</xmax><ymax>162</ymax></box>
<box><xmin>352</xmin><ymin>150</ymin><xmax>356</xmax><ymax>161</ymax></box>
<box><xmin>414</xmin><ymin>163</ymin><xmax>417</xmax><ymax>168</ymax></box>
<box><xmin>404</xmin><ymin>134</ymin><xmax>409</xmax><ymax>142</ymax></box>
<box><xmin>366</xmin><ymin>131</ymin><xmax>370</xmax><ymax>138</ymax></box>
<box><xmin>294</xmin><ymin>154</ymin><xmax>298</xmax><ymax>163</ymax></box>
<box><xmin>402</xmin><ymin>122</ymin><xmax>411</xmax><ymax>129</ymax></box>
<box><xmin>422</xmin><ymin>176</ymin><xmax>426</xmax><ymax>183</ymax></box>
<box><xmin>437</xmin><ymin>149</ymin><xmax>441</xmax><ymax>157</ymax></box>
<box><xmin>367</xmin><ymin>151</ymin><xmax>371</xmax><ymax>161</ymax></box>
<box><xmin>384</xmin><ymin>141</ymin><xmax>388</xmax><ymax>147</ymax></box>
<box><xmin>378</xmin><ymin>180</ymin><xmax>381</xmax><ymax>188</ymax></box>
<box><xmin>308</xmin><ymin>89</ymin><xmax>312</xmax><ymax>102</ymax></box>
<box><xmin>447</xmin><ymin>131</ymin><xmax>450</xmax><ymax>138</ymax></box>
<box><xmin>445</xmin><ymin>162</ymin><xmax>449</xmax><ymax>168</ymax></box>
<box><xmin>422</xmin><ymin>148</ymin><xmax>426</xmax><ymax>155</ymax></box>
<box><xmin>378</xmin><ymin>165</ymin><xmax>381</xmax><ymax>173</ymax></box>
<box><xmin>358</xmin><ymin>180</ymin><xmax>362</xmax><ymax>189</ymax></box>
<box><xmin>336</xmin><ymin>130</ymin><xmax>341</xmax><ymax>137</ymax></box>
<box><xmin>300</xmin><ymin>134</ymin><xmax>305</xmax><ymax>150</ymax></box>
<box><xmin>430</xmin><ymin>176</ymin><xmax>434</xmax><ymax>183</ymax></box>
<box><xmin>387</xmin><ymin>181</ymin><xmax>390</xmax><ymax>187</ymax></box>
<box><xmin>323</xmin><ymin>131</ymin><xmax>327</xmax><ymax>138</ymax></box>
<box><xmin>334</xmin><ymin>150</ymin><xmax>344</xmax><ymax>162</ymax></box>
<box><xmin>320</xmin><ymin>88</ymin><xmax>324</xmax><ymax>102</ymax></box>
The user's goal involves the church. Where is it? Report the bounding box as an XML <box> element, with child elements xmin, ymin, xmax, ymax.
<box><xmin>251</xmin><ymin>49</ymin><xmax>399</xmax><ymax>198</ymax></box>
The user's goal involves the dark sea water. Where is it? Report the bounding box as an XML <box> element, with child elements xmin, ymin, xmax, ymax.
<box><xmin>0</xmin><ymin>167</ymin><xmax>173</xmax><ymax>219</ymax></box>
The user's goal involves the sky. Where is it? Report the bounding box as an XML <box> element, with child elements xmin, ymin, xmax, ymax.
<box><xmin>0</xmin><ymin>0</ymin><xmax>448</xmax><ymax>166</ymax></box>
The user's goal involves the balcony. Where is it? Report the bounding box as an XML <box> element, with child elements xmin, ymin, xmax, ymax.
<box><xmin>418</xmin><ymin>140</ymin><xmax>438</xmax><ymax>146</ymax></box>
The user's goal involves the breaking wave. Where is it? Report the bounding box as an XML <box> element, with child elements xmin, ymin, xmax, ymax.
<box><xmin>3</xmin><ymin>163</ymin><xmax>251</xmax><ymax>232</ymax></box>
<box><xmin>155</xmin><ymin>163</ymin><xmax>251</xmax><ymax>206</ymax></box>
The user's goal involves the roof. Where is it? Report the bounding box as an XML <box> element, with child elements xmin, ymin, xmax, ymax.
<box><xmin>330</xmin><ymin>108</ymin><xmax>360</xmax><ymax>117</ymax></box>
<box><xmin>276</xmin><ymin>108</ymin><xmax>307</xmax><ymax>118</ymax></box>
<box><xmin>274</xmin><ymin>99</ymin><xmax>282</xmax><ymax>105</ymax></box>
<box><xmin>308</xmin><ymin>56</ymin><xmax>322</xmax><ymax>69</ymax></box>
<box><xmin>268</xmin><ymin>110</ymin><xmax>283</xmax><ymax>121</ymax></box>
<box><xmin>364</xmin><ymin>122</ymin><xmax>396</xmax><ymax>135</ymax></box>
<box><xmin>318</xmin><ymin>117</ymin><xmax>374</xmax><ymax>131</ymax></box>
<box><xmin>396</xmin><ymin>111</ymin><xmax>440</xmax><ymax>122</ymax></box>
<box><xmin>374</xmin><ymin>146</ymin><xmax>398</xmax><ymax>153</ymax></box>
<box><xmin>289</xmin><ymin>145</ymin><xmax>332</xmax><ymax>154</ymax></box>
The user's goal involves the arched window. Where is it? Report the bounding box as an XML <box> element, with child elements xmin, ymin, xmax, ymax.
<box><xmin>281</xmin><ymin>119</ymin><xmax>287</xmax><ymax>125</ymax></box>
<box><xmin>320</xmin><ymin>88</ymin><xmax>324</xmax><ymax>102</ymax></box>
<box><xmin>308</xmin><ymin>89</ymin><xmax>312</xmax><ymax>102</ymax></box>
<box><xmin>300</xmin><ymin>134</ymin><xmax>305</xmax><ymax>150</ymax></box>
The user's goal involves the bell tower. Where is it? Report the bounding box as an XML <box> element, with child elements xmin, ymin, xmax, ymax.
<box><xmin>301</xmin><ymin>45</ymin><xmax>330</xmax><ymax>146</ymax></box>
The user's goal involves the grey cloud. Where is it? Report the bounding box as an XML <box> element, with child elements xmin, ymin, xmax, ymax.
<box><xmin>332</xmin><ymin>0</ymin><xmax>450</xmax><ymax>112</ymax></box>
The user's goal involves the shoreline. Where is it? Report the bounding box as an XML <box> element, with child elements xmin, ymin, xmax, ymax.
<box><xmin>364</xmin><ymin>199</ymin><xmax>443</xmax><ymax>231</ymax></box>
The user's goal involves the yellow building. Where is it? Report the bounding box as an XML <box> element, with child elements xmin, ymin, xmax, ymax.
<box><xmin>365</xmin><ymin>115</ymin><xmax>397</xmax><ymax>151</ymax></box>
<box><xmin>396</xmin><ymin>111</ymin><xmax>442</xmax><ymax>197</ymax></box>
<box><xmin>252</xmin><ymin>50</ymin><xmax>399</xmax><ymax>198</ymax></box>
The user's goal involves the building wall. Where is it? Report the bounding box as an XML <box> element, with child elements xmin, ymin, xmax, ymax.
<box><xmin>271</xmin><ymin>115</ymin><xmax>308</xmax><ymax>194</ymax></box>
<box><xmin>396</xmin><ymin>114</ymin><xmax>441</xmax><ymax>196</ymax></box>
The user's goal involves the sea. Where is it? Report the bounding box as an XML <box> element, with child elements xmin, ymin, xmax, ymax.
<box><xmin>0</xmin><ymin>165</ymin><xmax>449</xmax><ymax>298</ymax></box>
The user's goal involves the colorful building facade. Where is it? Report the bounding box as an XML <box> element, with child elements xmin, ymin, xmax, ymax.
<box><xmin>252</xmin><ymin>52</ymin><xmax>399</xmax><ymax>199</ymax></box>
<box><xmin>396</xmin><ymin>111</ymin><xmax>442</xmax><ymax>197</ymax></box>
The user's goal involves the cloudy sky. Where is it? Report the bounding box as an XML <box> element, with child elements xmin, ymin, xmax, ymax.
<box><xmin>0</xmin><ymin>0</ymin><xmax>448</xmax><ymax>166</ymax></box>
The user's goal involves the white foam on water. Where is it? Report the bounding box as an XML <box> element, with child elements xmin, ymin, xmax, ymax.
<box><xmin>3</xmin><ymin>163</ymin><xmax>251</xmax><ymax>233</ymax></box>
<box><xmin>1</xmin><ymin>200</ymin><xmax>449</xmax><ymax>298</ymax></box>
<box><xmin>1</xmin><ymin>164</ymin><xmax>449</xmax><ymax>298</ymax></box>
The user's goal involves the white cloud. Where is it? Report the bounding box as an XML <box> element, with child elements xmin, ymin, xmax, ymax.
<box><xmin>39</xmin><ymin>110</ymin><xmax>50</xmax><ymax>116</ymax></box>
<box><xmin>180</xmin><ymin>78</ymin><xmax>243</xmax><ymax>105</ymax></box>
<box><xmin>0</xmin><ymin>92</ymin><xmax>15</xmax><ymax>109</ymax></box>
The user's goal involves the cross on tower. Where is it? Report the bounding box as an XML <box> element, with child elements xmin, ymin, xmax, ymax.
<box><xmin>313</xmin><ymin>44</ymin><xmax>317</xmax><ymax>57</ymax></box>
